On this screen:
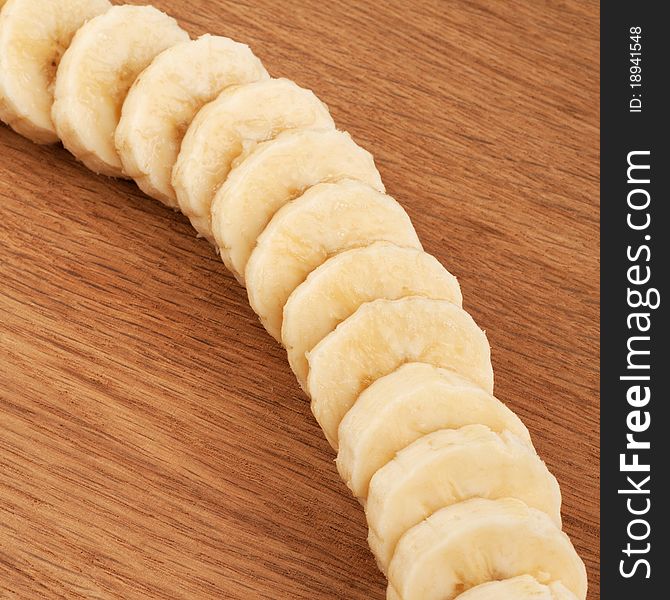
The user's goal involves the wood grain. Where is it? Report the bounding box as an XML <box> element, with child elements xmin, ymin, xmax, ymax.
<box><xmin>0</xmin><ymin>0</ymin><xmax>599</xmax><ymax>598</ymax></box>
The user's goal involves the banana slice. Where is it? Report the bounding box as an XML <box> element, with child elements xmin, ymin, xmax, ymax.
<box><xmin>0</xmin><ymin>0</ymin><xmax>111</xmax><ymax>144</ymax></box>
<box><xmin>367</xmin><ymin>424</ymin><xmax>561</xmax><ymax>571</ymax></box>
<box><xmin>337</xmin><ymin>363</ymin><xmax>531</xmax><ymax>499</ymax></box>
<box><xmin>387</xmin><ymin>498</ymin><xmax>587</xmax><ymax>600</ymax></box>
<box><xmin>308</xmin><ymin>297</ymin><xmax>493</xmax><ymax>448</ymax></box>
<box><xmin>281</xmin><ymin>242</ymin><xmax>461</xmax><ymax>387</ymax></box>
<box><xmin>173</xmin><ymin>77</ymin><xmax>334</xmax><ymax>241</ymax></box>
<box><xmin>454</xmin><ymin>576</ymin><xmax>578</xmax><ymax>600</ymax></box>
<box><xmin>52</xmin><ymin>5</ymin><xmax>189</xmax><ymax>177</ymax></box>
<box><xmin>210</xmin><ymin>128</ymin><xmax>384</xmax><ymax>283</ymax></box>
<box><xmin>247</xmin><ymin>184</ymin><xmax>424</xmax><ymax>342</ymax></box>
<box><xmin>116</xmin><ymin>35</ymin><xmax>268</xmax><ymax>207</ymax></box>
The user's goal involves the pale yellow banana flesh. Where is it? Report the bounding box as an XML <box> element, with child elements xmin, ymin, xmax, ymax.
<box><xmin>282</xmin><ymin>243</ymin><xmax>462</xmax><ymax>389</ymax></box>
<box><xmin>247</xmin><ymin>183</ymin><xmax>423</xmax><ymax>342</ymax></box>
<box><xmin>116</xmin><ymin>35</ymin><xmax>269</xmax><ymax>208</ymax></box>
<box><xmin>453</xmin><ymin>575</ymin><xmax>579</xmax><ymax>600</ymax></box>
<box><xmin>210</xmin><ymin>128</ymin><xmax>385</xmax><ymax>283</ymax></box>
<box><xmin>51</xmin><ymin>5</ymin><xmax>189</xmax><ymax>177</ymax></box>
<box><xmin>308</xmin><ymin>296</ymin><xmax>494</xmax><ymax>448</ymax></box>
<box><xmin>0</xmin><ymin>2</ymin><xmax>588</xmax><ymax>597</ymax></box>
<box><xmin>337</xmin><ymin>363</ymin><xmax>531</xmax><ymax>499</ymax></box>
<box><xmin>387</xmin><ymin>498</ymin><xmax>587</xmax><ymax>600</ymax></box>
<box><xmin>0</xmin><ymin>0</ymin><xmax>111</xmax><ymax>144</ymax></box>
<box><xmin>173</xmin><ymin>77</ymin><xmax>335</xmax><ymax>241</ymax></box>
<box><xmin>366</xmin><ymin>424</ymin><xmax>562</xmax><ymax>571</ymax></box>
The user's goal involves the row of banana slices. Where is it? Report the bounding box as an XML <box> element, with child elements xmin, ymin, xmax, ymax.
<box><xmin>0</xmin><ymin>1</ymin><xmax>588</xmax><ymax>598</ymax></box>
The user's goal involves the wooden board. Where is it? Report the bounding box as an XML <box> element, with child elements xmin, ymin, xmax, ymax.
<box><xmin>0</xmin><ymin>0</ymin><xmax>599</xmax><ymax>598</ymax></box>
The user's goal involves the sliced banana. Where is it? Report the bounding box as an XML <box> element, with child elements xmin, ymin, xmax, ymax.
<box><xmin>116</xmin><ymin>35</ymin><xmax>268</xmax><ymax>207</ymax></box>
<box><xmin>173</xmin><ymin>77</ymin><xmax>334</xmax><ymax>241</ymax></box>
<box><xmin>308</xmin><ymin>297</ymin><xmax>493</xmax><ymax>448</ymax></box>
<box><xmin>282</xmin><ymin>242</ymin><xmax>461</xmax><ymax>387</ymax></box>
<box><xmin>454</xmin><ymin>576</ymin><xmax>578</xmax><ymax>600</ymax></box>
<box><xmin>337</xmin><ymin>363</ymin><xmax>531</xmax><ymax>500</ymax></box>
<box><xmin>247</xmin><ymin>184</ymin><xmax>424</xmax><ymax>342</ymax></box>
<box><xmin>210</xmin><ymin>128</ymin><xmax>385</xmax><ymax>283</ymax></box>
<box><xmin>52</xmin><ymin>5</ymin><xmax>189</xmax><ymax>177</ymax></box>
<box><xmin>0</xmin><ymin>0</ymin><xmax>111</xmax><ymax>144</ymax></box>
<box><xmin>367</xmin><ymin>424</ymin><xmax>561</xmax><ymax>571</ymax></box>
<box><xmin>387</xmin><ymin>498</ymin><xmax>587</xmax><ymax>600</ymax></box>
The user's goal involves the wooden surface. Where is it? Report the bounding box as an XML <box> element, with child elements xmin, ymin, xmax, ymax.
<box><xmin>0</xmin><ymin>1</ymin><xmax>599</xmax><ymax>598</ymax></box>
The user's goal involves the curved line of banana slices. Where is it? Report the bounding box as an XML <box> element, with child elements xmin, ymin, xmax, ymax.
<box><xmin>0</xmin><ymin>1</ymin><xmax>588</xmax><ymax>598</ymax></box>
